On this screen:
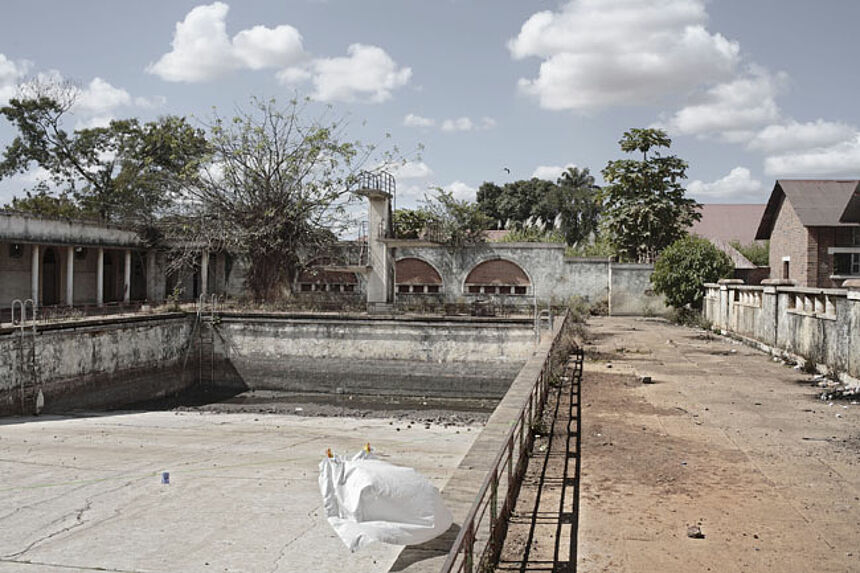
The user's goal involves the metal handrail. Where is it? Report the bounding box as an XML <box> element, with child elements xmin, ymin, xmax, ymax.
<box><xmin>11</xmin><ymin>298</ymin><xmax>37</xmax><ymax>414</ymax></box>
<box><xmin>356</xmin><ymin>170</ymin><xmax>396</xmax><ymax>195</ymax></box>
<box><xmin>439</xmin><ymin>309</ymin><xmax>574</xmax><ymax>573</ymax></box>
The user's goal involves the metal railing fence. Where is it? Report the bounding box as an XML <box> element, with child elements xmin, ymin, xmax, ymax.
<box><xmin>439</xmin><ymin>309</ymin><xmax>577</xmax><ymax>573</ymax></box>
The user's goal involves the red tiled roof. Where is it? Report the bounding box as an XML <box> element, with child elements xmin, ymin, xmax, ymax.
<box><xmin>483</xmin><ymin>229</ymin><xmax>512</xmax><ymax>241</ymax></box>
<box><xmin>690</xmin><ymin>204</ymin><xmax>766</xmax><ymax>244</ymax></box>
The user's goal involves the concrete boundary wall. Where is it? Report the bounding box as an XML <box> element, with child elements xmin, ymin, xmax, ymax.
<box><xmin>394</xmin><ymin>243</ymin><xmax>667</xmax><ymax>315</ymax></box>
<box><xmin>214</xmin><ymin>315</ymin><xmax>536</xmax><ymax>398</ymax></box>
<box><xmin>0</xmin><ymin>313</ymin><xmax>194</xmax><ymax>415</ymax></box>
<box><xmin>703</xmin><ymin>282</ymin><xmax>860</xmax><ymax>383</ymax></box>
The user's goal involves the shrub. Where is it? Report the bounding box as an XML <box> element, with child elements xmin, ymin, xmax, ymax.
<box><xmin>730</xmin><ymin>239</ymin><xmax>769</xmax><ymax>267</ymax></box>
<box><xmin>652</xmin><ymin>236</ymin><xmax>733</xmax><ymax>309</ymax></box>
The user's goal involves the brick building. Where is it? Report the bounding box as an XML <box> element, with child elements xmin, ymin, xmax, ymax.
<box><xmin>755</xmin><ymin>180</ymin><xmax>860</xmax><ymax>287</ymax></box>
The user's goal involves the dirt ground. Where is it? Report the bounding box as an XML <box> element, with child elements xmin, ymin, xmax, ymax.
<box><xmin>497</xmin><ymin>316</ymin><xmax>859</xmax><ymax>573</ymax></box>
<box><xmin>125</xmin><ymin>389</ymin><xmax>494</xmax><ymax>427</ymax></box>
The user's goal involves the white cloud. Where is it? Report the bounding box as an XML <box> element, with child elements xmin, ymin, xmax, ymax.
<box><xmin>445</xmin><ymin>180</ymin><xmax>476</xmax><ymax>202</ymax></box>
<box><xmin>134</xmin><ymin>95</ymin><xmax>168</xmax><ymax>109</ymax></box>
<box><xmin>396</xmin><ymin>184</ymin><xmax>427</xmax><ymax>205</ymax></box>
<box><xmin>440</xmin><ymin>116</ymin><xmax>496</xmax><ymax>132</ymax></box>
<box><xmin>661</xmin><ymin>68</ymin><xmax>785</xmax><ymax>139</ymax></box>
<box><xmin>0</xmin><ymin>53</ymin><xmax>30</xmax><ymax>103</ymax></box>
<box><xmin>510</xmin><ymin>0</ymin><xmax>739</xmax><ymax>110</ymax></box>
<box><xmin>441</xmin><ymin>117</ymin><xmax>474</xmax><ymax>132</ymax></box>
<box><xmin>391</xmin><ymin>161</ymin><xmax>433</xmax><ymax>180</ymax></box>
<box><xmin>764</xmin><ymin>135</ymin><xmax>860</xmax><ymax>178</ymax></box>
<box><xmin>276</xmin><ymin>66</ymin><xmax>312</xmax><ymax>85</ymax></box>
<box><xmin>309</xmin><ymin>44</ymin><xmax>411</xmax><ymax>103</ymax></box>
<box><xmin>232</xmin><ymin>24</ymin><xmax>305</xmax><ymax>70</ymax></box>
<box><xmin>687</xmin><ymin>167</ymin><xmax>765</xmax><ymax>201</ymax></box>
<box><xmin>6</xmin><ymin>66</ymin><xmax>163</xmax><ymax>125</ymax></box>
<box><xmin>748</xmin><ymin>120</ymin><xmax>856</xmax><ymax>154</ymax></box>
<box><xmin>532</xmin><ymin>164</ymin><xmax>576</xmax><ymax>181</ymax></box>
<box><xmin>148</xmin><ymin>2</ymin><xmax>306</xmax><ymax>82</ymax></box>
<box><xmin>403</xmin><ymin>113</ymin><xmax>435</xmax><ymax>128</ymax></box>
<box><xmin>75</xmin><ymin>77</ymin><xmax>132</xmax><ymax>114</ymax></box>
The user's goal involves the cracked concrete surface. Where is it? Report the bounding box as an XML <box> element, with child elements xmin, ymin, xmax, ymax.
<box><xmin>0</xmin><ymin>411</ymin><xmax>478</xmax><ymax>572</ymax></box>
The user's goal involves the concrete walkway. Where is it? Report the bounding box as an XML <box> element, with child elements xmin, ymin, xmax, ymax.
<box><xmin>0</xmin><ymin>411</ymin><xmax>478</xmax><ymax>572</ymax></box>
<box><xmin>577</xmin><ymin>317</ymin><xmax>860</xmax><ymax>572</ymax></box>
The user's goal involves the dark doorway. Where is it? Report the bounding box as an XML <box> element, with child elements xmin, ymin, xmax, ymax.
<box><xmin>131</xmin><ymin>252</ymin><xmax>147</xmax><ymax>301</ymax></box>
<box><xmin>104</xmin><ymin>252</ymin><xmax>118</xmax><ymax>302</ymax></box>
<box><xmin>42</xmin><ymin>247</ymin><xmax>60</xmax><ymax>306</ymax></box>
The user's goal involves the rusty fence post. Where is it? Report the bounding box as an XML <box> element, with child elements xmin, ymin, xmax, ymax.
<box><xmin>464</xmin><ymin>520</ymin><xmax>474</xmax><ymax>573</ymax></box>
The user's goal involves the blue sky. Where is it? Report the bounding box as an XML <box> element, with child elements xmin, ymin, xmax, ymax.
<box><xmin>1</xmin><ymin>0</ymin><xmax>859</xmax><ymax>210</ymax></box>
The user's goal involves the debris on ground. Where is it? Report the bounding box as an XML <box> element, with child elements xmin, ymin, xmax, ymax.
<box><xmin>687</xmin><ymin>524</ymin><xmax>705</xmax><ymax>539</ymax></box>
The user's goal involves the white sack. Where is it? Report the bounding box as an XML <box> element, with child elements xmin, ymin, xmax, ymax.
<box><xmin>319</xmin><ymin>450</ymin><xmax>453</xmax><ymax>552</ymax></box>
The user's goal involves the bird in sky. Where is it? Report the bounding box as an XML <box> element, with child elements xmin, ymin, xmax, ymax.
<box><xmin>503</xmin><ymin>167</ymin><xmax>511</xmax><ymax>174</ymax></box>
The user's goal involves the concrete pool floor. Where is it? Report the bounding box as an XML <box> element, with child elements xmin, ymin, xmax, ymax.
<box><xmin>0</xmin><ymin>411</ymin><xmax>479</xmax><ymax>572</ymax></box>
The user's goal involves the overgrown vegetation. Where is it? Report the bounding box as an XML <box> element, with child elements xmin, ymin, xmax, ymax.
<box><xmin>730</xmin><ymin>239</ymin><xmax>769</xmax><ymax>267</ymax></box>
<box><xmin>652</xmin><ymin>235</ymin><xmax>734</xmax><ymax>309</ymax></box>
<box><xmin>396</xmin><ymin>189</ymin><xmax>490</xmax><ymax>249</ymax></box>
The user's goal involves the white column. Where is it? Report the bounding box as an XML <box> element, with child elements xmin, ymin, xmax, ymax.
<box><xmin>200</xmin><ymin>249</ymin><xmax>209</xmax><ymax>297</ymax></box>
<box><xmin>66</xmin><ymin>246</ymin><xmax>75</xmax><ymax>306</ymax></box>
<box><xmin>31</xmin><ymin>244</ymin><xmax>40</xmax><ymax>307</ymax></box>
<box><xmin>96</xmin><ymin>248</ymin><xmax>104</xmax><ymax>307</ymax></box>
<box><xmin>123</xmin><ymin>250</ymin><xmax>132</xmax><ymax>303</ymax></box>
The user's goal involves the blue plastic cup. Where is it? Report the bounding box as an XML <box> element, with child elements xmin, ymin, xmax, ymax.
<box><xmin>161</xmin><ymin>471</ymin><xmax>170</xmax><ymax>484</ymax></box>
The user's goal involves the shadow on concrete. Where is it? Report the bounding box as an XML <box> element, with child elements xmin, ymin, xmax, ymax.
<box><xmin>389</xmin><ymin>522</ymin><xmax>461</xmax><ymax>572</ymax></box>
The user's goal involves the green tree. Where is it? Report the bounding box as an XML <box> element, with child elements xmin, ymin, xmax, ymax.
<box><xmin>420</xmin><ymin>189</ymin><xmax>490</xmax><ymax>249</ymax></box>
<box><xmin>476</xmin><ymin>178</ymin><xmax>550</xmax><ymax>224</ymax></box>
<box><xmin>476</xmin><ymin>168</ymin><xmax>601</xmax><ymax>246</ymax></box>
<box><xmin>651</xmin><ymin>236</ymin><xmax>733</xmax><ymax>309</ymax></box>
<box><xmin>182</xmin><ymin>97</ymin><xmax>376</xmax><ymax>301</ymax></box>
<box><xmin>6</xmin><ymin>189</ymin><xmax>93</xmax><ymax>219</ymax></box>
<box><xmin>601</xmin><ymin>128</ymin><xmax>701</xmax><ymax>262</ymax></box>
<box><xmin>546</xmin><ymin>166</ymin><xmax>602</xmax><ymax>246</ymax></box>
<box><xmin>392</xmin><ymin>208</ymin><xmax>433</xmax><ymax>239</ymax></box>
<box><xmin>0</xmin><ymin>81</ymin><xmax>208</xmax><ymax>223</ymax></box>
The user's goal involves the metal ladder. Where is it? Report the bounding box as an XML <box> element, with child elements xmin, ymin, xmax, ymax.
<box><xmin>197</xmin><ymin>294</ymin><xmax>219</xmax><ymax>386</ymax></box>
<box><xmin>11</xmin><ymin>299</ymin><xmax>40</xmax><ymax>414</ymax></box>
<box><xmin>535</xmin><ymin>308</ymin><xmax>553</xmax><ymax>343</ymax></box>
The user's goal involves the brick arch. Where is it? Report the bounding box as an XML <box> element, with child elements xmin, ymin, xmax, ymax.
<box><xmin>463</xmin><ymin>258</ymin><xmax>530</xmax><ymax>295</ymax></box>
<box><xmin>395</xmin><ymin>257</ymin><xmax>443</xmax><ymax>294</ymax></box>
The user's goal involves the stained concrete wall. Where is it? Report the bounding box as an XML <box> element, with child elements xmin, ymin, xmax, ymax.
<box><xmin>610</xmin><ymin>263</ymin><xmax>668</xmax><ymax>316</ymax></box>
<box><xmin>1</xmin><ymin>312</ymin><xmax>540</xmax><ymax>415</ymax></box>
<box><xmin>214</xmin><ymin>315</ymin><xmax>536</xmax><ymax>398</ymax></box>
<box><xmin>393</xmin><ymin>243</ymin><xmax>667</xmax><ymax>315</ymax></box>
<box><xmin>0</xmin><ymin>314</ymin><xmax>193</xmax><ymax>415</ymax></box>
<box><xmin>0</xmin><ymin>212</ymin><xmax>143</xmax><ymax>248</ymax></box>
<box><xmin>703</xmin><ymin>282</ymin><xmax>860</xmax><ymax>382</ymax></box>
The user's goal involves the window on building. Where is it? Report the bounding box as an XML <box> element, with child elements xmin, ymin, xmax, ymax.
<box><xmin>853</xmin><ymin>227</ymin><xmax>860</xmax><ymax>246</ymax></box>
<box><xmin>395</xmin><ymin>258</ymin><xmax>443</xmax><ymax>295</ymax></box>
<box><xmin>782</xmin><ymin>260</ymin><xmax>790</xmax><ymax>280</ymax></box>
<box><xmin>464</xmin><ymin>259</ymin><xmax>531</xmax><ymax>296</ymax></box>
<box><xmin>834</xmin><ymin>253</ymin><xmax>860</xmax><ymax>275</ymax></box>
<box><xmin>296</xmin><ymin>259</ymin><xmax>359</xmax><ymax>294</ymax></box>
